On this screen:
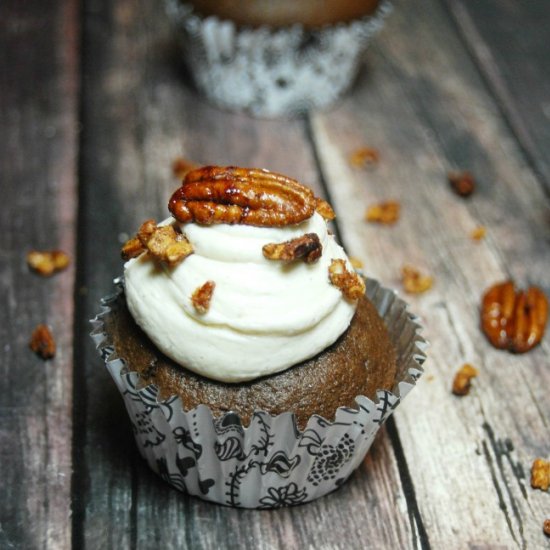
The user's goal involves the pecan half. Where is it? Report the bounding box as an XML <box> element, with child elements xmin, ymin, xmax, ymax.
<box><xmin>531</xmin><ymin>458</ymin><xmax>550</xmax><ymax>491</ymax></box>
<box><xmin>191</xmin><ymin>281</ymin><xmax>215</xmax><ymax>314</ymax></box>
<box><xmin>544</xmin><ymin>519</ymin><xmax>550</xmax><ymax>537</ymax></box>
<box><xmin>481</xmin><ymin>281</ymin><xmax>548</xmax><ymax>353</ymax></box>
<box><xmin>29</xmin><ymin>324</ymin><xmax>56</xmax><ymax>359</ymax></box>
<box><xmin>402</xmin><ymin>265</ymin><xmax>433</xmax><ymax>294</ymax></box>
<box><xmin>169</xmin><ymin>166</ymin><xmax>331</xmax><ymax>227</ymax></box>
<box><xmin>328</xmin><ymin>259</ymin><xmax>365</xmax><ymax>300</ymax></box>
<box><xmin>263</xmin><ymin>233</ymin><xmax>322</xmax><ymax>264</ymax></box>
<box><xmin>452</xmin><ymin>363</ymin><xmax>479</xmax><ymax>396</ymax></box>
<box><xmin>448</xmin><ymin>170</ymin><xmax>475</xmax><ymax>197</ymax></box>
<box><xmin>27</xmin><ymin>250</ymin><xmax>70</xmax><ymax>276</ymax></box>
<box><xmin>122</xmin><ymin>220</ymin><xmax>193</xmax><ymax>266</ymax></box>
<box><xmin>365</xmin><ymin>201</ymin><xmax>400</xmax><ymax>225</ymax></box>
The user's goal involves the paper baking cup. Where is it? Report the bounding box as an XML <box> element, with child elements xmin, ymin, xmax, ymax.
<box><xmin>165</xmin><ymin>1</ymin><xmax>392</xmax><ymax>117</ymax></box>
<box><xmin>91</xmin><ymin>278</ymin><xmax>426</xmax><ymax>508</ymax></box>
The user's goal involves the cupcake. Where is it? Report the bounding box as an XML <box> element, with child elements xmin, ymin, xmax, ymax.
<box><xmin>165</xmin><ymin>0</ymin><xmax>392</xmax><ymax>117</ymax></box>
<box><xmin>92</xmin><ymin>165</ymin><xmax>426</xmax><ymax>508</ymax></box>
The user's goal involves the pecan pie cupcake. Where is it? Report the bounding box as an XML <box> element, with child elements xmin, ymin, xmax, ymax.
<box><xmin>92</xmin><ymin>165</ymin><xmax>426</xmax><ymax>508</ymax></box>
<box><xmin>165</xmin><ymin>0</ymin><xmax>392</xmax><ymax>117</ymax></box>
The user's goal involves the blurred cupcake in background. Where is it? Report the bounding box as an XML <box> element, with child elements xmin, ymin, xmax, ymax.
<box><xmin>166</xmin><ymin>0</ymin><xmax>392</xmax><ymax>117</ymax></box>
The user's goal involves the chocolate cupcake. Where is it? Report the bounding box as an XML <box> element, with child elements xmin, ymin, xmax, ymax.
<box><xmin>165</xmin><ymin>0</ymin><xmax>392</xmax><ymax>117</ymax></box>
<box><xmin>92</xmin><ymin>166</ymin><xmax>426</xmax><ymax>507</ymax></box>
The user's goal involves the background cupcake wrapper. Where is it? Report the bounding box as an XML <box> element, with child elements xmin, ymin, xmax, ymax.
<box><xmin>165</xmin><ymin>0</ymin><xmax>393</xmax><ymax>117</ymax></box>
<box><xmin>91</xmin><ymin>277</ymin><xmax>427</xmax><ymax>508</ymax></box>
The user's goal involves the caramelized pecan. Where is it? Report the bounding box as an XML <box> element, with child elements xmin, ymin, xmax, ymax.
<box><xmin>27</xmin><ymin>250</ymin><xmax>70</xmax><ymax>276</ymax></box>
<box><xmin>531</xmin><ymin>458</ymin><xmax>550</xmax><ymax>491</ymax></box>
<box><xmin>29</xmin><ymin>324</ymin><xmax>56</xmax><ymax>359</ymax></box>
<box><xmin>481</xmin><ymin>281</ymin><xmax>548</xmax><ymax>353</ymax></box>
<box><xmin>365</xmin><ymin>201</ymin><xmax>400</xmax><ymax>225</ymax></box>
<box><xmin>448</xmin><ymin>171</ymin><xmax>475</xmax><ymax>197</ymax></box>
<box><xmin>169</xmin><ymin>166</ymin><xmax>330</xmax><ymax>227</ymax></box>
<box><xmin>191</xmin><ymin>281</ymin><xmax>215</xmax><ymax>314</ymax></box>
<box><xmin>452</xmin><ymin>363</ymin><xmax>479</xmax><ymax>396</ymax></box>
<box><xmin>328</xmin><ymin>259</ymin><xmax>365</xmax><ymax>300</ymax></box>
<box><xmin>470</xmin><ymin>225</ymin><xmax>486</xmax><ymax>241</ymax></box>
<box><xmin>349</xmin><ymin>147</ymin><xmax>380</xmax><ymax>168</ymax></box>
<box><xmin>122</xmin><ymin>220</ymin><xmax>193</xmax><ymax>266</ymax></box>
<box><xmin>263</xmin><ymin>233</ymin><xmax>322</xmax><ymax>264</ymax></box>
<box><xmin>401</xmin><ymin>265</ymin><xmax>433</xmax><ymax>294</ymax></box>
<box><xmin>544</xmin><ymin>519</ymin><xmax>550</xmax><ymax>537</ymax></box>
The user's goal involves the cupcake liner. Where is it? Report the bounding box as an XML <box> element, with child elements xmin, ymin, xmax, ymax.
<box><xmin>165</xmin><ymin>0</ymin><xmax>393</xmax><ymax>117</ymax></box>
<box><xmin>91</xmin><ymin>277</ymin><xmax>427</xmax><ymax>508</ymax></box>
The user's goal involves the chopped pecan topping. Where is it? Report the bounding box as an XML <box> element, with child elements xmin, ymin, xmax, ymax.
<box><xmin>544</xmin><ymin>519</ymin><xmax>550</xmax><ymax>537</ymax></box>
<box><xmin>448</xmin><ymin>170</ymin><xmax>475</xmax><ymax>197</ymax></box>
<box><xmin>470</xmin><ymin>225</ymin><xmax>486</xmax><ymax>241</ymax></box>
<box><xmin>531</xmin><ymin>458</ymin><xmax>550</xmax><ymax>491</ymax></box>
<box><xmin>121</xmin><ymin>237</ymin><xmax>145</xmax><ymax>260</ymax></box>
<box><xmin>191</xmin><ymin>281</ymin><xmax>215</xmax><ymax>314</ymax></box>
<box><xmin>328</xmin><ymin>259</ymin><xmax>365</xmax><ymax>300</ymax></box>
<box><xmin>172</xmin><ymin>157</ymin><xmax>198</xmax><ymax>180</ymax></box>
<box><xmin>263</xmin><ymin>233</ymin><xmax>322</xmax><ymax>264</ymax></box>
<box><xmin>452</xmin><ymin>363</ymin><xmax>479</xmax><ymax>396</ymax></box>
<box><xmin>481</xmin><ymin>281</ymin><xmax>548</xmax><ymax>353</ymax></box>
<box><xmin>169</xmin><ymin>166</ymin><xmax>330</xmax><ymax>227</ymax></box>
<box><xmin>314</xmin><ymin>197</ymin><xmax>336</xmax><ymax>221</ymax></box>
<box><xmin>401</xmin><ymin>265</ymin><xmax>433</xmax><ymax>294</ymax></box>
<box><xmin>27</xmin><ymin>250</ymin><xmax>70</xmax><ymax>276</ymax></box>
<box><xmin>349</xmin><ymin>147</ymin><xmax>380</xmax><ymax>168</ymax></box>
<box><xmin>29</xmin><ymin>324</ymin><xmax>56</xmax><ymax>359</ymax></box>
<box><xmin>365</xmin><ymin>201</ymin><xmax>400</xmax><ymax>225</ymax></box>
<box><xmin>122</xmin><ymin>220</ymin><xmax>193</xmax><ymax>266</ymax></box>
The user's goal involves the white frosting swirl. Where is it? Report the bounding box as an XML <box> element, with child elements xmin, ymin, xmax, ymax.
<box><xmin>124</xmin><ymin>212</ymin><xmax>357</xmax><ymax>382</ymax></box>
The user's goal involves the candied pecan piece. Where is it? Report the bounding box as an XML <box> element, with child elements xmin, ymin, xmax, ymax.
<box><xmin>27</xmin><ymin>250</ymin><xmax>70</xmax><ymax>276</ymax></box>
<box><xmin>169</xmin><ymin>166</ymin><xmax>325</xmax><ymax>227</ymax></box>
<box><xmin>121</xmin><ymin>237</ymin><xmax>145</xmax><ymax>260</ymax></box>
<box><xmin>481</xmin><ymin>281</ymin><xmax>548</xmax><ymax>353</ymax></box>
<box><xmin>531</xmin><ymin>458</ymin><xmax>550</xmax><ymax>491</ymax></box>
<box><xmin>29</xmin><ymin>324</ymin><xmax>56</xmax><ymax>359</ymax></box>
<box><xmin>172</xmin><ymin>157</ymin><xmax>198</xmax><ymax>180</ymax></box>
<box><xmin>365</xmin><ymin>201</ymin><xmax>400</xmax><ymax>225</ymax></box>
<box><xmin>314</xmin><ymin>197</ymin><xmax>336</xmax><ymax>221</ymax></box>
<box><xmin>401</xmin><ymin>265</ymin><xmax>433</xmax><ymax>294</ymax></box>
<box><xmin>263</xmin><ymin>233</ymin><xmax>322</xmax><ymax>264</ymax></box>
<box><xmin>470</xmin><ymin>225</ymin><xmax>486</xmax><ymax>241</ymax></box>
<box><xmin>349</xmin><ymin>147</ymin><xmax>380</xmax><ymax>168</ymax></box>
<box><xmin>452</xmin><ymin>363</ymin><xmax>479</xmax><ymax>396</ymax></box>
<box><xmin>328</xmin><ymin>259</ymin><xmax>365</xmax><ymax>300</ymax></box>
<box><xmin>544</xmin><ymin>519</ymin><xmax>550</xmax><ymax>537</ymax></box>
<box><xmin>448</xmin><ymin>170</ymin><xmax>475</xmax><ymax>197</ymax></box>
<box><xmin>191</xmin><ymin>281</ymin><xmax>215</xmax><ymax>314</ymax></box>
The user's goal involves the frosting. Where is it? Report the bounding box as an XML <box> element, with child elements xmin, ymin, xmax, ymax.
<box><xmin>124</xmin><ymin>212</ymin><xmax>357</xmax><ymax>382</ymax></box>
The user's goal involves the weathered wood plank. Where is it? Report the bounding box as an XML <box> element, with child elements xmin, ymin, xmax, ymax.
<box><xmin>443</xmin><ymin>0</ymin><xmax>550</xmax><ymax>192</ymax></box>
<box><xmin>79</xmin><ymin>1</ymin><xmax>421</xmax><ymax>548</ymax></box>
<box><xmin>311</xmin><ymin>0</ymin><xmax>550</xmax><ymax>547</ymax></box>
<box><xmin>0</xmin><ymin>1</ymin><xmax>79</xmax><ymax>548</ymax></box>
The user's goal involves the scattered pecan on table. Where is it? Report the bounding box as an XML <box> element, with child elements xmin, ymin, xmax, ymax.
<box><xmin>480</xmin><ymin>281</ymin><xmax>548</xmax><ymax>353</ymax></box>
<box><xmin>328</xmin><ymin>259</ymin><xmax>365</xmax><ymax>300</ymax></box>
<box><xmin>349</xmin><ymin>147</ymin><xmax>380</xmax><ymax>169</ymax></box>
<box><xmin>470</xmin><ymin>226</ymin><xmax>486</xmax><ymax>241</ymax></box>
<box><xmin>263</xmin><ymin>233</ymin><xmax>322</xmax><ymax>264</ymax></box>
<box><xmin>401</xmin><ymin>265</ymin><xmax>433</xmax><ymax>294</ymax></box>
<box><xmin>169</xmin><ymin>166</ymin><xmax>334</xmax><ymax>227</ymax></box>
<box><xmin>365</xmin><ymin>200</ymin><xmax>400</xmax><ymax>225</ymax></box>
<box><xmin>191</xmin><ymin>281</ymin><xmax>215</xmax><ymax>314</ymax></box>
<box><xmin>29</xmin><ymin>324</ymin><xmax>56</xmax><ymax>359</ymax></box>
<box><xmin>452</xmin><ymin>363</ymin><xmax>479</xmax><ymax>396</ymax></box>
<box><xmin>121</xmin><ymin>220</ymin><xmax>193</xmax><ymax>266</ymax></box>
<box><xmin>448</xmin><ymin>170</ymin><xmax>475</xmax><ymax>197</ymax></box>
<box><xmin>543</xmin><ymin>519</ymin><xmax>550</xmax><ymax>537</ymax></box>
<box><xmin>531</xmin><ymin>458</ymin><xmax>550</xmax><ymax>491</ymax></box>
<box><xmin>27</xmin><ymin>250</ymin><xmax>70</xmax><ymax>276</ymax></box>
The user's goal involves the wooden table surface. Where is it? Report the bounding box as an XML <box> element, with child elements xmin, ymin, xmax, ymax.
<box><xmin>2</xmin><ymin>1</ymin><xmax>549</xmax><ymax>548</ymax></box>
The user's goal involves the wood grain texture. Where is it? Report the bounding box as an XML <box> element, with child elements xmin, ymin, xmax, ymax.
<box><xmin>78</xmin><ymin>1</ymin><xmax>417</xmax><ymax>549</ymax></box>
<box><xmin>311</xmin><ymin>0</ymin><xmax>550</xmax><ymax>547</ymax></box>
<box><xmin>0</xmin><ymin>1</ymin><xmax>79</xmax><ymax>548</ymax></box>
<box><xmin>443</xmin><ymin>0</ymin><xmax>550</xmax><ymax>193</ymax></box>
